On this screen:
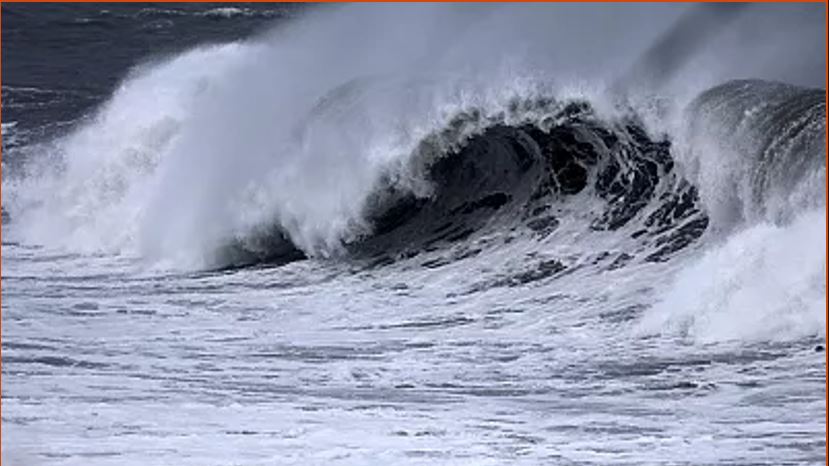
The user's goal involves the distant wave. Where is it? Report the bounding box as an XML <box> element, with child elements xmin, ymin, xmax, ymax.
<box><xmin>133</xmin><ymin>6</ymin><xmax>291</xmax><ymax>21</ymax></box>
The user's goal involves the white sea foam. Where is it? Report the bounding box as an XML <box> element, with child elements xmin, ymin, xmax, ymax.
<box><xmin>637</xmin><ymin>208</ymin><xmax>826</xmax><ymax>343</ymax></box>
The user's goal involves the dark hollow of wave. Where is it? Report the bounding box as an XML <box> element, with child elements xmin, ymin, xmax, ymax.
<box><xmin>356</xmin><ymin>101</ymin><xmax>708</xmax><ymax>268</ymax></box>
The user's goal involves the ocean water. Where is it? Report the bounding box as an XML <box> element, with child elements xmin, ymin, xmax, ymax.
<box><xmin>2</xmin><ymin>4</ymin><xmax>826</xmax><ymax>465</ymax></box>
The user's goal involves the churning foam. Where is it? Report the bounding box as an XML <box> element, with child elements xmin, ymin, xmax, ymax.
<box><xmin>637</xmin><ymin>208</ymin><xmax>826</xmax><ymax>343</ymax></box>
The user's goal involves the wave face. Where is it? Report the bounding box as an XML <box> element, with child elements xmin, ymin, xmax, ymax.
<box><xmin>350</xmin><ymin>98</ymin><xmax>707</xmax><ymax>270</ymax></box>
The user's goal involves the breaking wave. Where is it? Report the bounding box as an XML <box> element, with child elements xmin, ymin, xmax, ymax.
<box><xmin>2</xmin><ymin>4</ymin><xmax>824</xmax><ymax>343</ymax></box>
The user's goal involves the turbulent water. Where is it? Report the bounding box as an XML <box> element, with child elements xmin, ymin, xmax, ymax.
<box><xmin>2</xmin><ymin>4</ymin><xmax>826</xmax><ymax>465</ymax></box>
